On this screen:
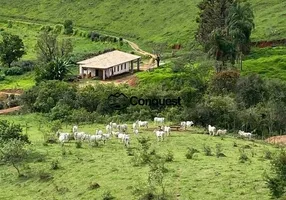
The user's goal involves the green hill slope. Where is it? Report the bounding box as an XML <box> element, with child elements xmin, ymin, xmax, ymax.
<box><xmin>0</xmin><ymin>0</ymin><xmax>285</xmax><ymax>46</ymax></box>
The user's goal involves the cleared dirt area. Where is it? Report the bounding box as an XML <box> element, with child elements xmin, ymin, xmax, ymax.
<box><xmin>0</xmin><ymin>106</ymin><xmax>21</xmax><ymax>115</ymax></box>
<box><xmin>265</xmin><ymin>135</ymin><xmax>286</xmax><ymax>145</ymax></box>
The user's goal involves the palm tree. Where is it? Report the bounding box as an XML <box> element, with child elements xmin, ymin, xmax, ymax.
<box><xmin>227</xmin><ymin>1</ymin><xmax>255</xmax><ymax>71</ymax></box>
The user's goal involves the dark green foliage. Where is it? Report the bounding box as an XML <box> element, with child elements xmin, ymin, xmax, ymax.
<box><xmin>3</xmin><ymin>66</ymin><xmax>24</xmax><ymax>76</ymax></box>
<box><xmin>50</xmin><ymin>160</ymin><xmax>59</xmax><ymax>170</ymax></box>
<box><xmin>239</xmin><ymin>148</ymin><xmax>249</xmax><ymax>163</ymax></box>
<box><xmin>102</xmin><ymin>191</ymin><xmax>115</xmax><ymax>200</ymax></box>
<box><xmin>0</xmin><ymin>74</ymin><xmax>5</xmax><ymax>81</ymax></box>
<box><xmin>264</xmin><ymin>149</ymin><xmax>272</xmax><ymax>160</ymax></box>
<box><xmin>63</xmin><ymin>20</ymin><xmax>73</xmax><ymax>35</ymax></box>
<box><xmin>215</xmin><ymin>144</ymin><xmax>226</xmax><ymax>158</ymax></box>
<box><xmin>186</xmin><ymin>147</ymin><xmax>199</xmax><ymax>159</ymax></box>
<box><xmin>0</xmin><ymin>32</ymin><xmax>25</xmax><ymax>67</ymax></box>
<box><xmin>265</xmin><ymin>150</ymin><xmax>286</xmax><ymax>198</ymax></box>
<box><xmin>0</xmin><ymin>120</ymin><xmax>29</xmax><ymax>143</ymax></box>
<box><xmin>203</xmin><ymin>144</ymin><xmax>212</xmax><ymax>156</ymax></box>
<box><xmin>0</xmin><ymin>139</ymin><xmax>28</xmax><ymax>176</ymax></box>
<box><xmin>89</xmin><ymin>182</ymin><xmax>100</xmax><ymax>190</ymax></box>
<box><xmin>164</xmin><ymin>150</ymin><xmax>174</xmax><ymax>162</ymax></box>
<box><xmin>75</xmin><ymin>141</ymin><xmax>82</xmax><ymax>148</ymax></box>
<box><xmin>13</xmin><ymin>60</ymin><xmax>35</xmax><ymax>72</ymax></box>
<box><xmin>35</xmin><ymin>57</ymin><xmax>72</xmax><ymax>82</ymax></box>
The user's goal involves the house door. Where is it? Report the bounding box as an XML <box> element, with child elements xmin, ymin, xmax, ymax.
<box><xmin>95</xmin><ymin>69</ymin><xmax>99</xmax><ymax>76</ymax></box>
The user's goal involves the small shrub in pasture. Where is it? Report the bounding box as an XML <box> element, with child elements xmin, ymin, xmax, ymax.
<box><xmin>55</xmin><ymin>185</ymin><xmax>70</xmax><ymax>194</ymax></box>
<box><xmin>102</xmin><ymin>191</ymin><xmax>115</xmax><ymax>200</ymax></box>
<box><xmin>239</xmin><ymin>148</ymin><xmax>249</xmax><ymax>163</ymax></box>
<box><xmin>7</xmin><ymin>20</ymin><xmax>12</xmax><ymax>28</ymax></box>
<box><xmin>164</xmin><ymin>150</ymin><xmax>174</xmax><ymax>162</ymax></box>
<box><xmin>233</xmin><ymin>142</ymin><xmax>238</xmax><ymax>147</ymax></box>
<box><xmin>88</xmin><ymin>182</ymin><xmax>100</xmax><ymax>190</ymax></box>
<box><xmin>203</xmin><ymin>145</ymin><xmax>212</xmax><ymax>156</ymax></box>
<box><xmin>50</xmin><ymin>160</ymin><xmax>60</xmax><ymax>170</ymax></box>
<box><xmin>53</xmin><ymin>24</ymin><xmax>63</xmax><ymax>34</ymax></box>
<box><xmin>215</xmin><ymin>144</ymin><xmax>226</xmax><ymax>158</ymax></box>
<box><xmin>265</xmin><ymin>150</ymin><xmax>286</xmax><ymax>198</ymax></box>
<box><xmin>126</xmin><ymin>146</ymin><xmax>134</xmax><ymax>156</ymax></box>
<box><xmin>75</xmin><ymin>141</ymin><xmax>82</xmax><ymax>148</ymax></box>
<box><xmin>264</xmin><ymin>149</ymin><xmax>272</xmax><ymax>160</ymax></box>
<box><xmin>243</xmin><ymin>144</ymin><xmax>252</xmax><ymax>149</ymax></box>
<box><xmin>61</xmin><ymin>147</ymin><xmax>66</xmax><ymax>156</ymax></box>
<box><xmin>185</xmin><ymin>147</ymin><xmax>199</xmax><ymax>159</ymax></box>
<box><xmin>38</xmin><ymin>170</ymin><xmax>53</xmax><ymax>181</ymax></box>
<box><xmin>251</xmin><ymin>149</ymin><xmax>255</xmax><ymax>157</ymax></box>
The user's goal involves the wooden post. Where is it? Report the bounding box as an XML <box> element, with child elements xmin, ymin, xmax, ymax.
<box><xmin>103</xmin><ymin>69</ymin><xmax>105</xmax><ymax>80</ymax></box>
<box><xmin>131</xmin><ymin>61</ymin><xmax>134</xmax><ymax>73</ymax></box>
<box><xmin>137</xmin><ymin>58</ymin><xmax>140</xmax><ymax>71</ymax></box>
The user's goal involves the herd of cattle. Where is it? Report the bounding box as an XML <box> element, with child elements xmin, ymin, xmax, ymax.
<box><xmin>55</xmin><ymin>117</ymin><xmax>254</xmax><ymax>146</ymax></box>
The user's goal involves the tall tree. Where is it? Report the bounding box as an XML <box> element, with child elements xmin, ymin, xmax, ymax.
<box><xmin>35</xmin><ymin>31</ymin><xmax>73</xmax><ymax>63</ymax></box>
<box><xmin>227</xmin><ymin>1</ymin><xmax>255</xmax><ymax>70</ymax></box>
<box><xmin>0</xmin><ymin>32</ymin><xmax>25</xmax><ymax>67</ymax></box>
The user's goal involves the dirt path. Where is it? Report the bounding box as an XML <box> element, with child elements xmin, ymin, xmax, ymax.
<box><xmin>0</xmin><ymin>106</ymin><xmax>22</xmax><ymax>115</ymax></box>
<box><xmin>265</xmin><ymin>135</ymin><xmax>286</xmax><ymax>145</ymax></box>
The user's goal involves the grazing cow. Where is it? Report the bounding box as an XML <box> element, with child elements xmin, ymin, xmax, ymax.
<box><xmin>153</xmin><ymin>130</ymin><xmax>164</xmax><ymax>141</ymax></box>
<box><xmin>102</xmin><ymin>133</ymin><xmax>111</xmax><ymax>140</ymax></box>
<box><xmin>134</xmin><ymin>129</ymin><xmax>139</xmax><ymax>135</ymax></box>
<box><xmin>106</xmin><ymin>124</ymin><xmax>112</xmax><ymax>134</ymax></box>
<box><xmin>186</xmin><ymin>121</ymin><xmax>194</xmax><ymax>128</ymax></box>
<box><xmin>216</xmin><ymin>129</ymin><xmax>227</xmax><ymax>136</ymax></box>
<box><xmin>238</xmin><ymin>130</ymin><xmax>253</xmax><ymax>139</ymax></box>
<box><xmin>74</xmin><ymin>131</ymin><xmax>86</xmax><ymax>141</ymax></box>
<box><xmin>138</xmin><ymin>120</ymin><xmax>148</xmax><ymax>128</ymax></box>
<box><xmin>123</xmin><ymin>135</ymin><xmax>130</xmax><ymax>147</ymax></box>
<box><xmin>117</xmin><ymin>124</ymin><xmax>128</xmax><ymax>132</ymax></box>
<box><xmin>181</xmin><ymin>121</ymin><xmax>186</xmax><ymax>129</ymax></box>
<box><xmin>132</xmin><ymin>122</ymin><xmax>138</xmax><ymax>130</ymax></box>
<box><xmin>208</xmin><ymin>125</ymin><xmax>216</xmax><ymax>136</ymax></box>
<box><xmin>96</xmin><ymin>130</ymin><xmax>103</xmax><ymax>135</ymax></box>
<box><xmin>154</xmin><ymin>117</ymin><xmax>164</xmax><ymax>125</ymax></box>
<box><xmin>82</xmin><ymin>134</ymin><xmax>91</xmax><ymax>141</ymax></box>
<box><xmin>72</xmin><ymin>125</ymin><xmax>78</xmax><ymax>133</ymax></box>
<box><xmin>89</xmin><ymin>135</ymin><xmax>106</xmax><ymax>144</ymax></box>
<box><xmin>164</xmin><ymin>126</ymin><xmax>171</xmax><ymax>136</ymax></box>
<box><xmin>110</xmin><ymin>122</ymin><xmax>117</xmax><ymax>129</ymax></box>
<box><xmin>57</xmin><ymin>132</ymin><xmax>71</xmax><ymax>144</ymax></box>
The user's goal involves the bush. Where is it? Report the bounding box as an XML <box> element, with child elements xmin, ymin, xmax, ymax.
<box><xmin>185</xmin><ymin>147</ymin><xmax>199</xmax><ymax>159</ymax></box>
<box><xmin>0</xmin><ymin>74</ymin><xmax>5</xmax><ymax>81</ymax></box>
<box><xmin>203</xmin><ymin>145</ymin><xmax>212</xmax><ymax>156</ymax></box>
<box><xmin>53</xmin><ymin>24</ymin><xmax>63</xmax><ymax>34</ymax></box>
<box><xmin>215</xmin><ymin>144</ymin><xmax>226</xmax><ymax>158</ymax></box>
<box><xmin>239</xmin><ymin>148</ymin><xmax>249</xmax><ymax>163</ymax></box>
<box><xmin>102</xmin><ymin>191</ymin><xmax>115</xmax><ymax>200</ymax></box>
<box><xmin>164</xmin><ymin>150</ymin><xmax>174</xmax><ymax>162</ymax></box>
<box><xmin>13</xmin><ymin>60</ymin><xmax>34</xmax><ymax>72</ymax></box>
<box><xmin>4</xmin><ymin>66</ymin><xmax>24</xmax><ymax>76</ymax></box>
<box><xmin>88</xmin><ymin>182</ymin><xmax>100</xmax><ymax>190</ymax></box>
<box><xmin>75</xmin><ymin>141</ymin><xmax>82</xmax><ymax>148</ymax></box>
<box><xmin>50</xmin><ymin>160</ymin><xmax>60</xmax><ymax>170</ymax></box>
<box><xmin>38</xmin><ymin>170</ymin><xmax>53</xmax><ymax>181</ymax></box>
<box><xmin>0</xmin><ymin>120</ymin><xmax>29</xmax><ymax>143</ymax></box>
<box><xmin>7</xmin><ymin>20</ymin><xmax>12</xmax><ymax>28</ymax></box>
<box><xmin>265</xmin><ymin>149</ymin><xmax>272</xmax><ymax>160</ymax></box>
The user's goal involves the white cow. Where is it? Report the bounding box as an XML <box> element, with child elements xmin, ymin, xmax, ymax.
<box><xmin>181</xmin><ymin>121</ymin><xmax>186</xmax><ymax>129</ymax></box>
<box><xmin>117</xmin><ymin>124</ymin><xmax>128</xmax><ymax>132</ymax></box>
<box><xmin>216</xmin><ymin>129</ymin><xmax>227</xmax><ymax>136</ymax></box>
<box><xmin>154</xmin><ymin>117</ymin><xmax>164</xmax><ymax>125</ymax></box>
<box><xmin>110</xmin><ymin>122</ymin><xmax>117</xmax><ymax>129</ymax></box>
<box><xmin>72</xmin><ymin>125</ymin><xmax>78</xmax><ymax>133</ymax></box>
<box><xmin>138</xmin><ymin>120</ymin><xmax>148</xmax><ymax>128</ymax></box>
<box><xmin>186</xmin><ymin>121</ymin><xmax>194</xmax><ymax>128</ymax></box>
<box><xmin>164</xmin><ymin>126</ymin><xmax>171</xmax><ymax>136</ymax></box>
<box><xmin>89</xmin><ymin>135</ymin><xmax>106</xmax><ymax>144</ymax></box>
<box><xmin>153</xmin><ymin>130</ymin><xmax>164</xmax><ymax>141</ymax></box>
<box><xmin>208</xmin><ymin>125</ymin><xmax>216</xmax><ymax>136</ymax></box>
<box><xmin>106</xmin><ymin>124</ymin><xmax>112</xmax><ymax>134</ymax></box>
<box><xmin>57</xmin><ymin>132</ymin><xmax>71</xmax><ymax>144</ymax></box>
<box><xmin>123</xmin><ymin>135</ymin><xmax>130</xmax><ymax>147</ymax></box>
<box><xmin>134</xmin><ymin>129</ymin><xmax>139</xmax><ymax>135</ymax></box>
<box><xmin>238</xmin><ymin>130</ymin><xmax>252</xmax><ymax>138</ymax></box>
<box><xmin>132</xmin><ymin>122</ymin><xmax>138</xmax><ymax>130</ymax></box>
<box><xmin>74</xmin><ymin>131</ymin><xmax>86</xmax><ymax>140</ymax></box>
<box><xmin>96</xmin><ymin>130</ymin><xmax>103</xmax><ymax>135</ymax></box>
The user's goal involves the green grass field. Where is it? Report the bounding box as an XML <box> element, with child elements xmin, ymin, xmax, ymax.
<box><xmin>0</xmin><ymin>21</ymin><xmax>132</xmax><ymax>60</ymax></box>
<box><xmin>0</xmin><ymin>114</ymin><xmax>278</xmax><ymax>199</ymax></box>
<box><xmin>0</xmin><ymin>0</ymin><xmax>285</xmax><ymax>46</ymax></box>
<box><xmin>243</xmin><ymin>47</ymin><xmax>286</xmax><ymax>80</ymax></box>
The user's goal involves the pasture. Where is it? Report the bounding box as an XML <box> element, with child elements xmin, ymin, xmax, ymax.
<box><xmin>0</xmin><ymin>0</ymin><xmax>285</xmax><ymax>46</ymax></box>
<box><xmin>0</xmin><ymin>114</ymin><xmax>277</xmax><ymax>199</ymax></box>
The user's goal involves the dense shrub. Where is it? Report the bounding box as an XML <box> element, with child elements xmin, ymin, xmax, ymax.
<box><xmin>4</xmin><ymin>66</ymin><xmax>24</xmax><ymax>75</ymax></box>
<box><xmin>0</xmin><ymin>120</ymin><xmax>29</xmax><ymax>143</ymax></box>
<box><xmin>13</xmin><ymin>60</ymin><xmax>35</xmax><ymax>72</ymax></box>
<box><xmin>0</xmin><ymin>74</ymin><xmax>5</xmax><ymax>81</ymax></box>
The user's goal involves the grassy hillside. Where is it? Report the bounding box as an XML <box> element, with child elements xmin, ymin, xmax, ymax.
<box><xmin>0</xmin><ymin>114</ymin><xmax>278</xmax><ymax>199</ymax></box>
<box><xmin>0</xmin><ymin>0</ymin><xmax>285</xmax><ymax>46</ymax></box>
<box><xmin>243</xmin><ymin>47</ymin><xmax>286</xmax><ymax>80</ymax></box>
<box><xmin>0</xmin><ymin>21</ymin><xmax>132</xmax><ymax>60</ymax></box>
